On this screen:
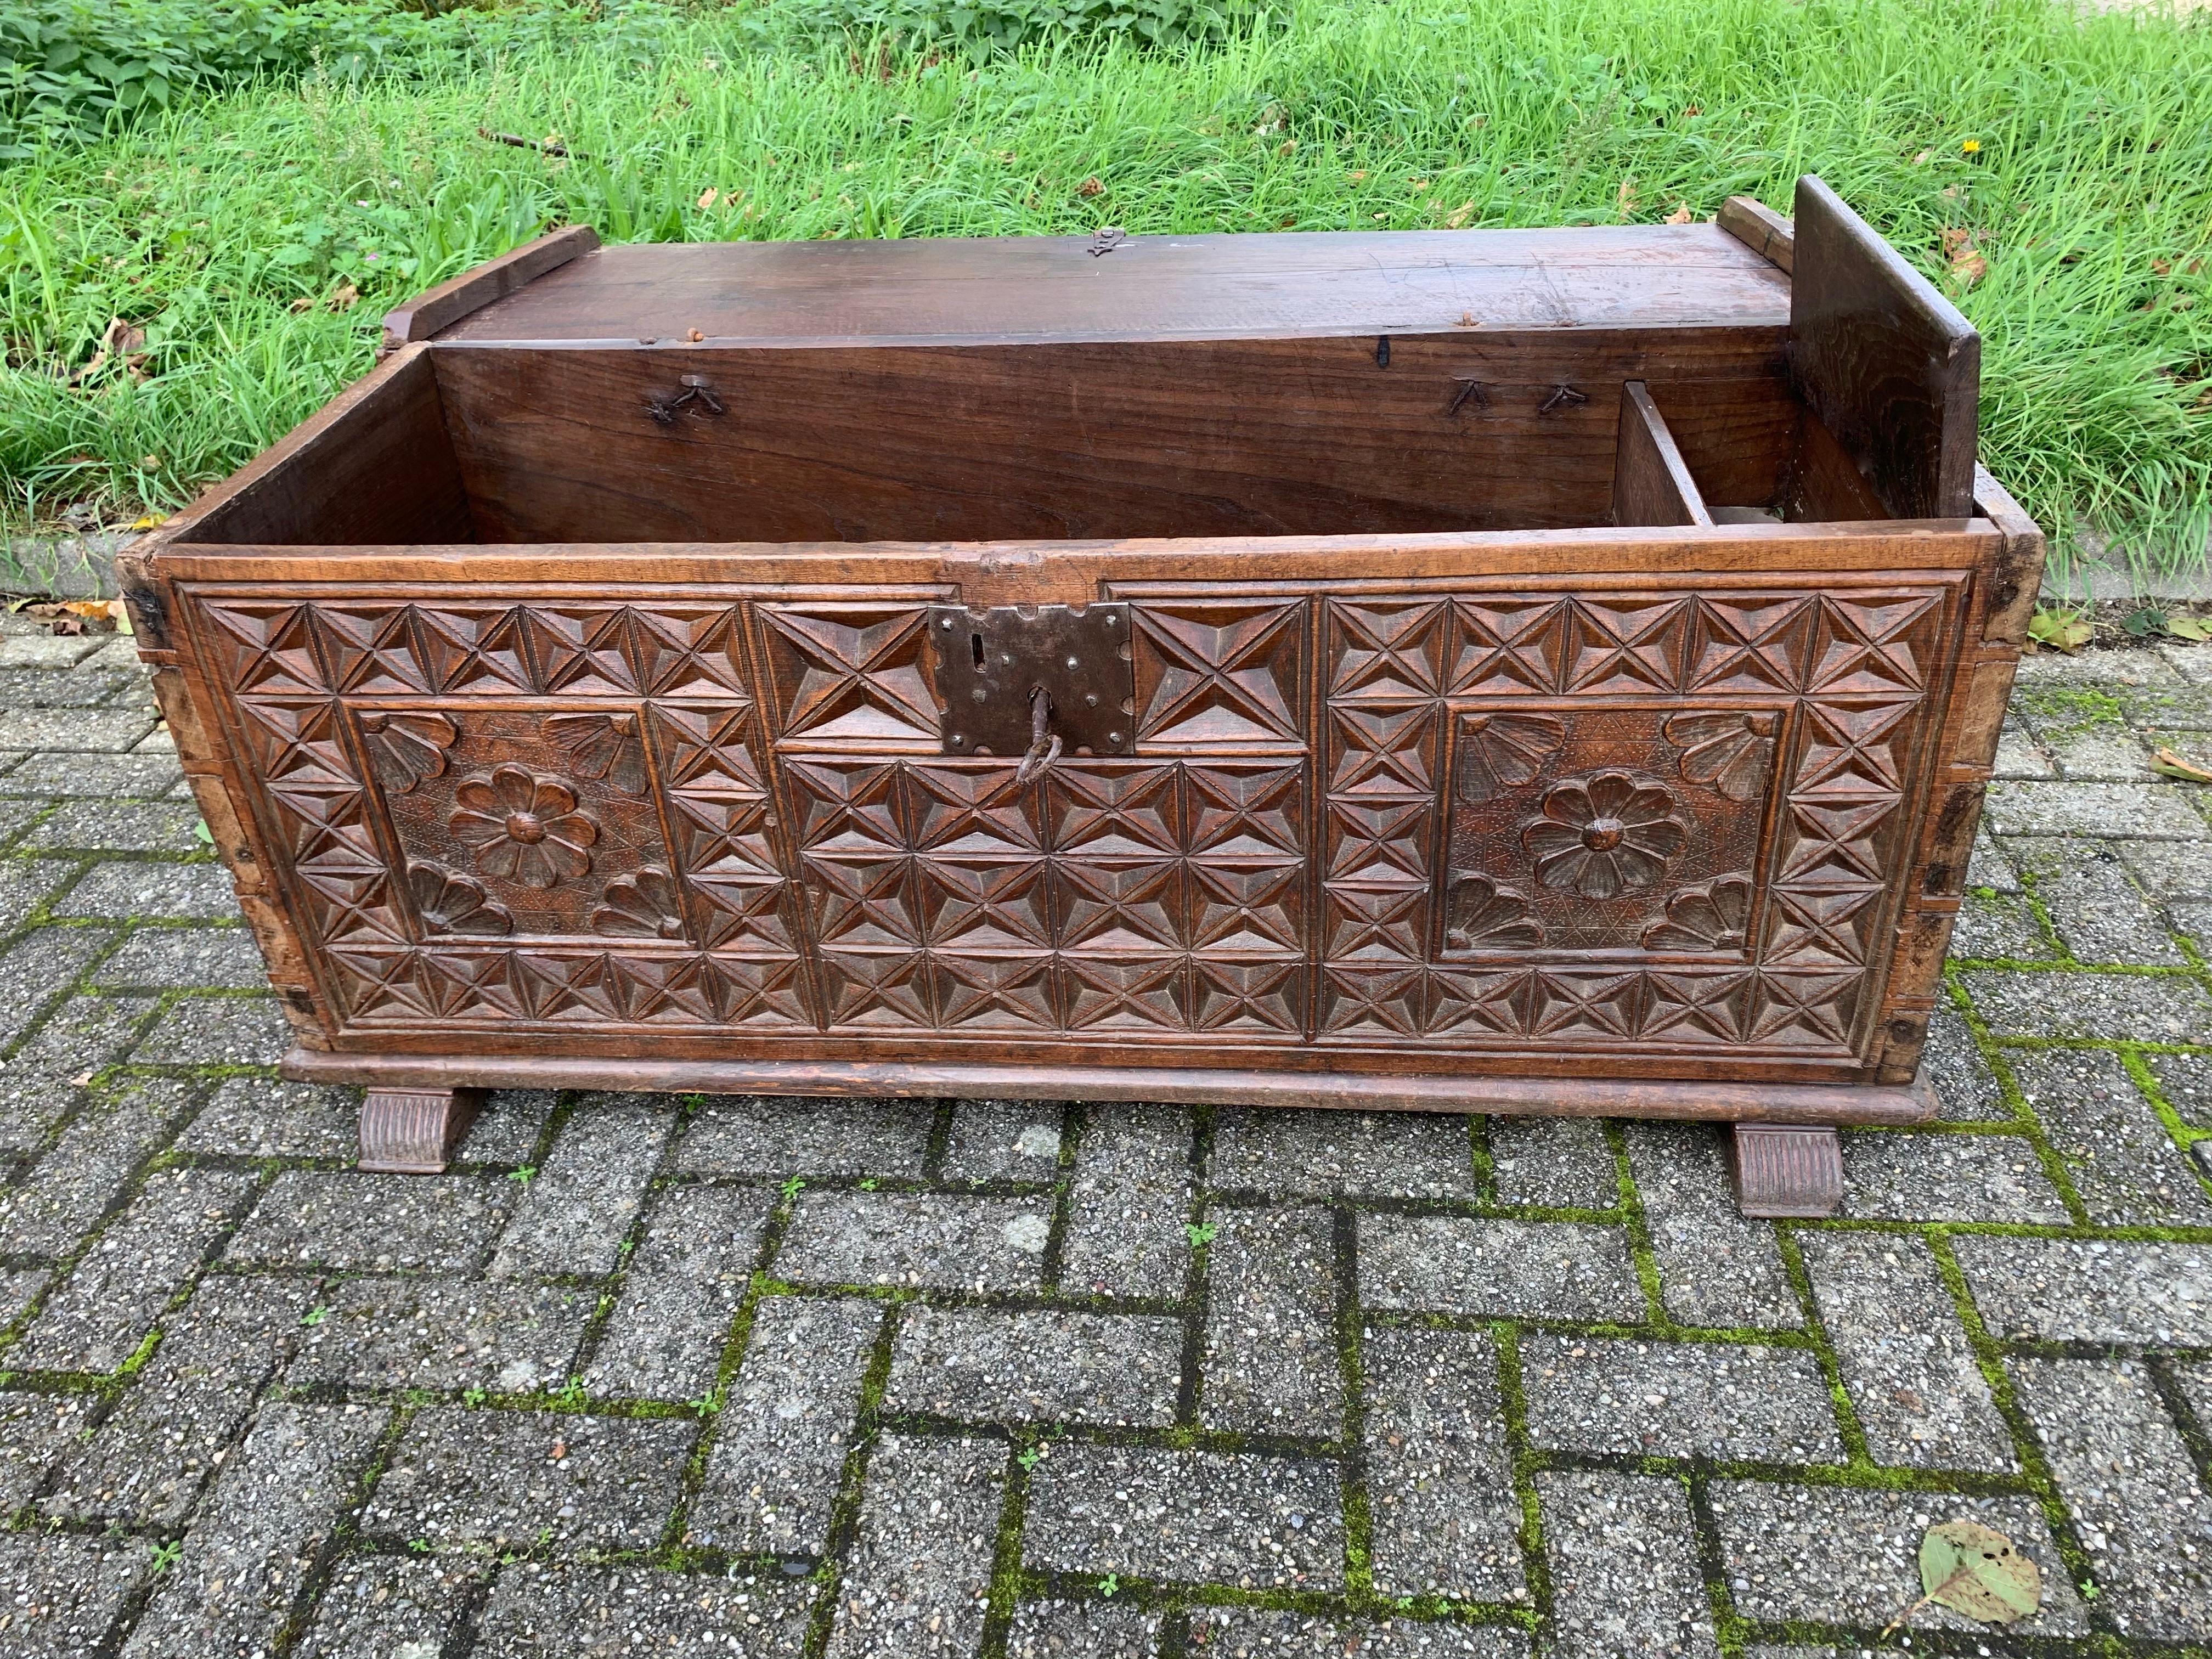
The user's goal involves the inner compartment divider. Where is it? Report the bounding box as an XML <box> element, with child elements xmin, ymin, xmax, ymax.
<box><xmin>1612</xmin><ymin>379</ymin><xmax>1714</xmax><ymax>528</ymax></box>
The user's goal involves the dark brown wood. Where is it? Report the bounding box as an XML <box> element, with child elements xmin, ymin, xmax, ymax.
<box><xmin>134</xmin><ymin>181</ymin><xmax>2036</xmax><ymax>1218</ymax></box>
<box><xmin>1729</xmin><ymin>1123</ymin><xmax>1845</xmax><ymax>1217</ymax></box>
<box><xmin>359</xmin><ymin>1086</ymin><xmax>485</xmax><ymax>1172</ymax></box>
<box><xmin>1717</xmin><ymin>196</ymin><xmax>1795</xmax><ymax>274</ymax></box>
<box><xmin>1787</xmin><ymin>176</ymin><xmax>1979</xmax><ymax>519</ymax></box>
<box><xmin>381</xmin><ymin>226</ymin><xmax>599</xmax><ymax>352</ymax></box>
<box><xmin>1612</xmin><ymin>381</ymin><xmax>1713</xmax><ymax>527</ymax></box>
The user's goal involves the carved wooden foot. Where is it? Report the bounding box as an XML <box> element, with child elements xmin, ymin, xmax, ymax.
<box><xmin>359</xmin><ymin>1087</ymin><xmax>485</xmax><ymax>1174</ymax></box>
<box><xmin>1729</xmin><ymin>1124</ymin><xmax>1844</xmax><ymax>1218</ymax></box>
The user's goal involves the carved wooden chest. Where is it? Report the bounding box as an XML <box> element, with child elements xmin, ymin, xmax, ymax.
<box><xmin>121</xmin><ymin>176</ymin><xmax>2042</xmax><ymax>1216</ymax></box>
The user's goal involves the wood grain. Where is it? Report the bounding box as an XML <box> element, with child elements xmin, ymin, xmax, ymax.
<box><xmin>382</xmin><ymin>225</ymin><xmax>599</xmax><ymax>351</ymax></box>
<box><xmin>1717</xmin><ymin>196</ymin><xmax>1795</xmax><ymax>274</ymax></box>
<box><xmin>1612</xmin><ymin>381</ymin><xmax>1713</xmax><ymax>526</ymax></box>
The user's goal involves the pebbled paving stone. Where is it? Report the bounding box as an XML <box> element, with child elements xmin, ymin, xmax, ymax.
<box><xmin>0</xmin><ymin>924</ymin><xmax>118</xmax><ymax>1050</ymax></box>
<box><xmin>1835</xmin><ymin>1127</ymin><xmax>2070</xmax><ymax>1223</ymax></box>
<box><xmin>288</xmin><ymin>1276</ymin><xmax>594</xmax><ymax>1393</ymax></box>
<box><xmin>2008</xmin><ymin>836</ymin><xmax>2187</xmax><ymax>964</ymax></box>
<box><xmin>1707</xmin><ymin>1481</ymin><xmax>2089</xmax><ymax>1637</ymax></box>
<box><xmin>13</xmin><ymin>1165</ymin><xmax>256</xmax><ymax>1371</ymax></box>
<box><xmin>129</xmin><ymin>990</ymin><xmax>291</xmax><ymax>1064</ymax></box>
<box><xmin>1980</xmin><ymin>777</ymin><xmax>2208</xmax><ymax>839</ymax></box>
<box><xmin>1799</xmin><ymin>1232</ymin><xmax>2013</xmax><ymax>1471</ymax></box>
<box><xmin>2145</xmin><ymin>1048</ymin><xmax>2212</xmax><ymax>1126</ymax></box>
<box><xmin>54</xmin><ymin>857</ymin><xmax>238</xmax><ymax>920</ymax></box>
<box><xmin>1008</xmin><ymin>1599</ymin><xmax>1162</xmax><ymax>1657</ymax></box>
<box><xmin>364</xmin><ymin>1408</ymin><xmax>696</xmax><ymax>1555</ymax></box>
<box><xmin>1538</xmin><ymin>1470</ymin><xmax>1717</xmax><ymax>1659</ymax></box>
<box><xmin>1521</xmin><ymin>1336</ymin><xmax>1843</xmax><ymax>1463</ymax></box>
<box><xmin>1954</xmin><ymin>1235</ymin><xmax>2212</xmax><ymax>1344</ymax></box>
<box><xmin>475</xmin><ymin>1561</ymin><xmax>816</xmax><ymax>1657</ymax></box>
<box><xmin>691</xmin><ymin>1294</ymin><xmax>882</xmax><ymax>1555</ymax></box>
<box><xmin>0</xmin><ymin>985</ymin><xmax>156</xmax><ymax>1153</ymax></box>
<box><xmin>226</xmin><ymin>1169</ymin><xmax>515</xmax><ymax>1272</ymax></box>
<box><xmin>177</xmin><ymin>1074</ymin><xmax>359</xmax><ymax>1158</ymax></box>
<box><xmin>0</xmin><ymin>750</ymin><xmax>181</xmax><ymax>797</ymax></box>
<box><xmin>462</xmin><ymin>1088</ymin><xmax>557</xmax><ymax>1164</ymax></box>
<box><xmin>294</xmin><ymin>1555</ymin><xmax>480</xmax><ymax>1659</ymax></box>
<box><xmin>1946</xmin><ymin>888</ymin><xmax>2053</xmax><ymax>959</ymax></box>
<box><xmin>1194</xmin><ymin>1611</ymin><xmax>1530</xmax><ymax>1655</ymax></box>
<box><xmin>1061</xmin><ymin>1104</ymin><xmax>1192</xmax><ymax>1299</ymax></box>
<box><xmin>1358</xmin><ymin>1215</ymin><xmax>1643</xmax><ymax>1322</ymax></box>
<box><xmin>0</xmin><ymin>1532</ymin><xmax>155</xmax><ymax>1657</ymax></box>
<box><xmin>488</xmin><ymin>1098</ymin><xmax>675</xmax><ymax>1277</ymax></box>
<box><xmin>884</xmin><ymin>1305</ymin><xmax>1181</xmax><ymax>1427</ymax></box>
<box><xmin>2013</xmin><ymin>1356</ymin><xmax>2212</xmax><ymax>1639</ymax></box>
<box><xmin>122</xmin><ymin>1401</ymin><xmax>389</xmax><ymax>1659</ymax></box>
<box><xmin>1487</xmin><ymin>1115</ymin><xmax>1617</xmax><ymax>1210</ymax></box>
<box><xmin>95</xmin><ymin>924</ymin><xmax>268</xmax><ymax>987</ymax></box>
<box><xmin>1209</xmin><ymin>1108</ymin><xmax>1476</xmax><ymax>1199</ymax></box>
<box><xmin>584</xmin><ymin>1183</ymin><xmax>772</xmax><ymax>1401</ymax></box>
<box><xmin>777</xmin><ymin>1188</ymin><xmax>1052</xmax><ymax>1291</ymax></box>
<box><xmin>1362</xmin><ymin>1326</ymin><xmax>1523</xmax><ymax>1601</ymax></box>
<box><xmin>1024</xmin><ymin>1442</ymin><xmax>1345</xmax><ymax>1590</ymax></box>
<box><xmin>23</xmin><ymin>798</ymin><xmax>205</xmax><ymax>853</ymax></box>
<box><xmin>940</xmin><ymin>1097</ymin><xmax>1065</xmax><ymax>1183</ymax></box>
<box><xmin>2010</xmin><ymin>1046</ymin><xmax>2212</xmax><ymax>1223</ymax></box>
<box><xmin>1201</xmin><ymin>1203</ymin><xmax>1342</xmax><ymax>1436</ymax></box>
<box><xmin>1960</xmin><ymin>966</ymin><xmax>2212</xmax><ymax>1041</ymax></box>
<box><xmin>1916</xmin><ymin>1001</ymin><xmax>2015</xmax><ymax>1121</ymax></box>
<box><xmin>1624</xmin><ymin>1124</ymin><xmax>1802</xmax><ymax>1328</ymax></box>
<box><xmin>679</xmin><ymin>1094</ymin><xmax>934</xmax><ymax>1177</ymax></box>
<box><xmin>0</xmin><ymin>1386</ymin><xmax>92</xmax><ymax>1510</ymax></box>
<box><xmin>825</xmin><ymin>1434</ymin><xmax>1006</xmax><ymax>1659</ymax></box>
<box><xmin>0</xmin><ymin>1075</ymin><xmax>191</xmax><ymax>1254</ymax></box>
<box><xmin>43</xmin><ymin>1275</ymin><xmax>310</xmax><ymax>1525</ymax></box>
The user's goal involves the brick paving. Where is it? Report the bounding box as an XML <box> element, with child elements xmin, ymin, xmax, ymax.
<box><xmin>9</xmin><ymin>634</ymin><xmax>2212</xmax><ymax>1655</ymax></box>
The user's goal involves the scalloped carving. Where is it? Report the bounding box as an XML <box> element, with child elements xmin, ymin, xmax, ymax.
<box><xmin>592</xmin><ymin>866</ymin><xmax>686</xmax><ymax>939</ymax></box>
<box><xmin>548</xmin><ymin>710</ymin><xmax>649</xmax><ymax>795</ymax></box>
<box><xmin>358</xmin><ymin>710</ymin><xmax>456</xmax><ymax>793</ymax></box>
<box><xmin>1455</xmin><ymin>712</ymin><xmax>1566</xmax><ymax>804</ymax></box>
<box><xmin>1665</xmin><ymin>710</ymin><xmax>1779</xmax><ymax>802</ymax></box>
<box><xmin>1643</xmin><ymin>873</ymin><xmax>1754</xmax><ymax>952</ymax></box>
<box><xmin>1444</xmin><ymin>872</ymin><xmax>1543</xmax><ymax>951</ymax></box>
<box><xmin>405</xmin><ymin>859</ymin><xmax>512</xmax><ymax>936</ymax></box>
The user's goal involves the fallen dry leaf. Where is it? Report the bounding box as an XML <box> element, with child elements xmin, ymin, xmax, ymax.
<box><xmin>2153</xmin><ymin>746</ymin><xmax>2212</xmax><ymax>784</ymax></box>
<box><xmin>1615</xmin><ymin>177</ymin><xmax>1637</xmax><ymax>216</ymax></box>
<box><xmin>1664</xmin><ymin>204</ymin><xmax>1694</xmax><ymax>224</ymax></box>
<box><xmin>1077</xmin><ymin>176</ymin><xmax>1103</xmax><ymax>198</ymax></box>
<box><xmin>1446</xmin><ymin>201</ymin><xmax>1473</xmax><ymax>228</ymax></box>
<box><xmin>68</xmin><ymin>316</ymin><xmax>149</xmax><ymax>385</ymax></box>
<box><xmin>697</xmin><ymin>187</ymin><xmax>719</xmax><ymax>210</ymax></box>
<box><xmin>328</xmin><ymin>283</ymin><xmax>359</xmax><ymax>312</ymax></box>
<box><xmin>1942</xmin><ymin>226</ymin><xmax>1988</xmax><ymax>287</ymax></box>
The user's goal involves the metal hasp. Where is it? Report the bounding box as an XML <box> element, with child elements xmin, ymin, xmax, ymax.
<box><xmin>928</xmin><ymin>602</ymin><xmax>1136</xmax><ymax>761</ymax></box>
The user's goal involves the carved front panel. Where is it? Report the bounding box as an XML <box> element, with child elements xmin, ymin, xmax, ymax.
<box><xmin>189</xmin><ymin>576</ymin><xmax>1955</xmax><ymax>1069</ymax></box>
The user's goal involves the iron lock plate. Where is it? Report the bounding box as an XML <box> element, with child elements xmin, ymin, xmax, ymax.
<box><xmin>927</xmin><ymin>603</ymin><xmax>1136</xmax><ymax>759</ymax></box>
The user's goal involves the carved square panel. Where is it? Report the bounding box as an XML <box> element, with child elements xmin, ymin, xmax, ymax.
<box><xmin>931</xmin><ymin>953</ymin><xmax>1058</xmax><ymax>1030</ymax></box>
<box><xmin>1188</xmin><ymin>861</ymin><xmax>1303</xmax><ymax>955</ymax></box>
<box><xmin>1047</xmin><ymin>764</ymin><xmax>1181</xmax><ymax>858</ymax></box>
<box><xmin>802</xmin><ymin>851</ymin><xmax>919</xmax><ymax>949</ymax></box>
<box><xmin>1189</xmin><ymin>958</ymin><xmax>1305</xmax><ymax>1033</ymax></box>
<box><xmin>365</xmin><ymin>705</ymin><xmax>678</xmax><ymax>944</ymax></box>
<box><xmin>1184</xmin><ymin>763</ymin><xmax>1304</xmax><ymax>860</ymax></box>
<box><xmin>1328</xmin><ymin>599</ymin><xmax>1449</xmax><ymax>701</ymax></box>
<box><xmin>1052</xmin><ymin>860</ymin><xmax>1184</xmax><ymax>953</ymax></box>
<box><xmin>915</xmin><ymin>859</ymin><xmax>1053</xmax><ymax>950</ymax></box>
<box><xmin>762</xmin><ymin>603</ymin><xmax>940</xmax><ymax>746</ymax></box>
<box><xmin>1058</xmin><ymin>955</ymin><xmax>1188</xmax><ymax>1030</ymax></box>
<box><xmin>1131</xmin><ymin>598</ymin><xmax>1305</xmax><ymax>747</ymax></box>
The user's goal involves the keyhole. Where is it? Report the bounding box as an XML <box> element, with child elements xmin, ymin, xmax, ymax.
<box><xmin>970</xmin><ymin>631</ymin><xmax>986</xmax><ymax>670</ymax></box>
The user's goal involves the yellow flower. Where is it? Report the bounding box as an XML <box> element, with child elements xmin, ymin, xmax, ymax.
<box><xmin>1961</xmin><ymin>139</ymin><xmax>1981</xmax><ymax>154</ymax></box>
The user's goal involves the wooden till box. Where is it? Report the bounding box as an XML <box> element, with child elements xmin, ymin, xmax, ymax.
<box><xmin>120</xmin><ymin>176</ymin><xmax>2042</xmax><ymax>1217</ymax></box>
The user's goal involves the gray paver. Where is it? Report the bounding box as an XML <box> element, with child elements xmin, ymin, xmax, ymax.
<box><xmin>0</xmin><ymin>926</ymin><xmax>119</xmax><ymax>1054</ymax></box>
<box><xmin>885</xmin><ymin>1305</ymin><xmax>1181</xmax><ymax>1426</ymax></box>
<box><xmin>489</xmin><ymin>1098</ymin><xmax>675</xmax><ymax>1277</ymax></box>
<box><xmin>1955</xmin><ymin>1235</ymin><xmax>2212</xmax><ymax>1343</ymax></box>
<box><xmin>1362</xmin><ymin>1326</ymin><xmax>1523</xmax><ymax>1600</ymax></box>
<box><xmin>585</xmin><ymin>1184</ymin><xmax>772</xmax><ymax>1400</ymax></box>
<box><xmin>2011</xmin><ymin>1046</ymin><xmax>2212</xmax><ymax>1223</ymax></box>
<box><xmin>1799</xmin><ymin>1232</ymin><xmax>2012</xmax><ymax>1471</ymax></box>
<box><xmin>43</xmin><ymin>1276</ymin><xmax>309</xmax><ymax>1524</ymax></box>
<box><xmin>679</xmin><ymin>1093</ymin><xmax>934</xmax><ymax>1177</ymax></box>
<box><xmin>22</xmin><ymin>798</ymin><xmax>205</xmax><ymax>852</ymax></box>
<box><xmin>2121</xmin><ymin>834</ymin><xmax>2212</xmax><ymax>900</ymax></box>
<box><xmin>13</xmin><ymin>1165</ymin><xmax>256</xmax><ymax>1370</ymax></box>
<box><xmin>2008</xmin><ymin>836</ymin><xmax>2186</xmax><ymax>963</ymax></box>
<box><xmin>123</xmin><ymin>1401</ymin><xmax>389</xmax><ymax>1658</ymax></box>
<box><xmin>2146</xmin><ymin>1049</ymin><xmax>2212</xmax><ymax>1126</ymax></box>
<box><xmin>1916</xmin><ymin>1002</ymin><xmax>2012</xmax><ymax>1121</ymax></box>
<box><xmin>1358</xmin><ymin>1215</ymin><xmax>1643</xmax><ymax>1321</ymax></box>
<box><xmin>295</xmin><ymin>1555</ymin><xmax>479</xmax><ymax>1659</ymax></box>
<box><xmin>1835</xmin><ymin>1127</ymin><xmax>2070</xmax><ymax>1223</ymax></box>
<box><xmin>1707</xmin><ymin>1481</ymin><xmax>2089</xmax><ymax>1635</ymax></box>
<box><xmin>54</xmin><ymin>857</ymin><xmax>238</xmax><ymax>919</ymax></box>
<box><xmin>1061</xmin><ymin>1104</ymin><xmax>1191</xmax><ymax>1298</ymax></box>
<box><xmin>2013</xmin><ymin>1356</ymin><xmax>2212</xmax><ymax>1639</ymax></box>
<box><xmin>463</xmin><ymin>1087</ymin><xmax>557</xmax><ymax>1163</ymax></box>
<box><xmin>0</xmin><ymin>986</ymin><xmax>156</xmax><ymax>1153</ymax></box>
<box><xmin>226</xmin><ymin>1169</ymin><xmax>515</xmax><ymax>1271</ymax></box>
<box><xmin>1539</xmin><ymin>1470</ymin><xmax>1716</xmax><ymax>1659</ymax></box>
<box><xmin>289</xmin><ymin>1276</ymin><xmax>594</xmax><ymax>1392</ymax></box>
<box><xmin>364</xmin><ymin>1408</ymin><xmax>696</xmax><ymax>1554</ymax></box>
<box><xmin>130</xmin><ymin>990</ymin><xmax>291</xmax><ymax>1065</ymax></box>
<box><xmin>1946</xmin><ymin>889</ymin><xmax>2054</xmax><ymax>959</ymax></box>
<box><xmin>1024</xmin><ymin>1442</ymin><xmax>1345</xmax><ymax>1590</ymax></box>
<box><xmin>1192</xmin><ymin>1610</ymin><xmax>1530</xmax><ymax>1655</ymax></box>
<box><xmin>1007</xmin><ymin>1600</ymin><xmax>1161</xmax><ymax>1657</ymax></box>
<box><xmin>692</xmin><ymin>1295</ymin><xmax>881</xmax><ymax>1554</ymax></box>
<box><xmin>941</xmin><ymin>1097</ymin><xmax>1065</xmax><ymax>1182</ymax></box>
<box><xmin>1980</xmin><ymin>778</ymin><xmax>2207</xmax><ymax>838</ymax></box>
<box><xmin>1961</xmin><ymin>966</ymin><xmax>2212</xmax><ymax>1041</ymax></box>
<box><xmin>1625</xmin><ymin>1124</ymin><xmax>1801</xmax><ymax>1328</ymax></box>
<box><xmin>0</xmin><ymin>1386</ymin><xmax>92</xmax><ymax>1510</ymax></box>
<box><xmin>1488</xmin><ymin>1115</ymin><xmax>1617</xmax><ymax>1209</ymax></box>
<box><xmin>0</xmin><ymin>1533</ymin><xmax>155</xmax><ymax>1657</ymax></box>
<box><xmin>0</xmin><ymin>708</ymin><xmax>153</xmax><ymax>751</ymax></box>
<box><xmin>1202</xmin><ymin>1203</ymin><xmax>1341</xmax><ymax>1436</ymax></box>
<box><xmin>825</xmin><ymin>1434</ymin><xmax>1006</xmax><ymax>1659</ymax></box>
<box><xmin>0</xmin><ymin>750</ymin><xmax>181</xmax><ymax>797</ymax></box>
<box><xmin>777</xmin><ymin>1189</ymin><xmax>1052</xmax><ymax>1291</ymax></box>
<box><xmin>177</xmin><ymin>1074</ymin><xmax>359</xmax><ymax>1158</ymax></box>
<box><xmin>1521</xmin><ymin>1336</ymin><xmax>1843</xmax><ymax>1463</ymax></box>
<box><xmin>0</xmin><ymin>1075</ymin><xmax>190</xmax><ymax>1254</ymax></box>
<box><xmin>96</xmin><ymin>924</ymin><xmax>269</xmax><ymax>987</ymax></box>
<box><xmin>1209</xmin><ymin>1108</ymin><xmax>1476</xmax><ymax>1199</ymax></box>
<box><xmin>475</xmin><ymin>1562</ymin><xmax>815</xmax><ymax>1657</ymax></box>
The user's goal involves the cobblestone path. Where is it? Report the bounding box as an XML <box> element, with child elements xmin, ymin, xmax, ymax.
<box><xmin>7</xmin><ymin>630</ymin><xmax>2212</xmax><ymax>1657</ymax></box>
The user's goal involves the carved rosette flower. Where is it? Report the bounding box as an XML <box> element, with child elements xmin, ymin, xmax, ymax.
<box><xmin>1455</xmin><ymin>712</ymin><xmax>1567</xmax><ymax>804</ymax></box>
<box><xmin>548</xmin><ymin>711</ymin><xmax>648</xmax><ymax>796</ymax></box>
<box><xmin>358</xmin><ymin>711</ymin><xmax>456</xmax><ymax>793</ymax></box>
<box><xmin>1643</xmin><ymin>873</ymin><xmax>1753</xmax><ymax>952</ymax></box>
<box><xmin>1521</xmin><ymin>770</ymin><xmax>1688</xmax><ymax>900</ymax></box>
<box><xmin>406</xmin><ymin>860</ymin><xmax>513</xmax><ymax>936</ymax></box>
<box><xmin>1444</xmin><ymin>872</ymin><xmax>1543</xmax><ymax>951</ymax></box>
<box><xmin>449</xmin><ymin>764</ymin><xmax>599</xmax><ymax>889</ymax></box>
<box><xmin>1665</xmin><ymin>710</ymin><xmax>1778</xmax><ymax>802</ymax></box>
<box><xmin>593</xmin><ymin>867</ymin><xmax>687</xmax><ymax>939</ymax></box>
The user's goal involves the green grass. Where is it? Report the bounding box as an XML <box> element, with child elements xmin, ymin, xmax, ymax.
<box><xmin>2</xmin><ymin>0</ymin><xmax>2209</xmax><ymax>583</ymax></box>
